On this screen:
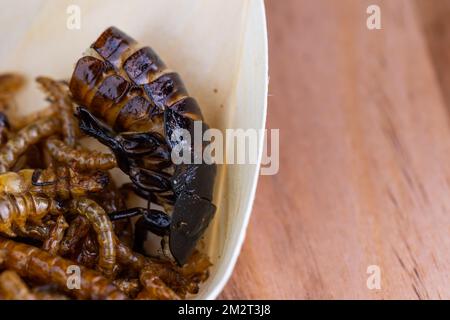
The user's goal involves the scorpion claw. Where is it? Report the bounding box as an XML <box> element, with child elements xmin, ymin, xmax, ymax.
<box><xmin>76</xmin><ymin>107</ymin><xmax>118</xmax><ymax>147</ymax></box>
<box><xmin>170</xmin><ymin>192</ymin><xmax>216</xmax><ymax>265</ymax></box>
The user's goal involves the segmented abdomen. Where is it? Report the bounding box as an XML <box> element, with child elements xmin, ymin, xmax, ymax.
<box><xmin>0</xmin><ymin>193</ymin><xmax>60</xmax><ymax>237</ymax></box>
<box><xmin>69</xmin><ymin>26</ymin><xmax>203</xmax><ymax>135</ymax></box>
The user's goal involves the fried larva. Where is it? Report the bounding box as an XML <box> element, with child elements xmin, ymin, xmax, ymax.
<box><xmin>36</xmin><ymin>77</ymin><xmax>77</xmax><ymax>146</ymax></box>
<box><xmin>0</xmin><ymin>237</ymin><xmax>126</xmax><ymax>300</ymax></box>
<box><xmin>0</xmin><ymin>117</ymin><xmax>60</xmax><ymax>172</ymax></box>
<box><xmin>45</xmin><ymin>137</ymin><xmax>116</xmax><ymax>170</ymax></box>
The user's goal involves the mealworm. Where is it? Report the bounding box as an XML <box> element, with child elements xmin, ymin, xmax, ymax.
<box><xmin>36</xmin><ymin>76</ymin><xmax>77</xmax><ymax>146</ymax></box>
<box><xmin>136</xmin><ymin>264</ymin><xmax>180</xmax><ymax>300</ymax></box>
<box><xmin>17</xmin><ymin>223</ymin><xmax>52</xmax><ymax>242</ymax></box>
<box><xmin>76</xmin><ymin>232</ymin><xmax>98</xmax><ymax>269</ymax></box>
<box><xmin>70</xmin><ymin>198</ymin><xmax>116</xmax><ymax>278</ymax></box>
<box><xmin>0</xmin><ymin>117</ymin><xmax>60</xmax><ymax>172</ymax></box>
<box><xmin>113</xmin><ymin>278</ymin><xmax>141</xmax><ymax>298</ymax></box>
<box><xmin>29</xmin><ymin>165</ymin><xmax>109</xmax><ymax>199</ymax></box>
<box><xmin>0</xmin><ymin>73</ymin><xmax>24</xmax><ymax>112</ymax></box>
<box><xmin>60</xmin><ymin>215</ymin><xmax>90</xmax><ymax>256</ymax></box>
<box><xmin>0</xmin><ymin>237</ymin><xmax>126</xmax><ymax>300</ymax></box>
<box><xmin>45</xmin><ymin>137</ymin><xmax>116</xmax><ymax>170</ymax></box>
<box><xmin>0</xmin><ymin>192</ymin><xmax>63</xmax><ymax>237</ymax></box>
<box><xmin>0</xmin><ymin>166</ymin><xmax>108</xmax><ymax>199</ymax></box>
<box><xmin>42</xmin><ymin>215</ymin><xmax>69</xmax><ymax>255</ymax></box>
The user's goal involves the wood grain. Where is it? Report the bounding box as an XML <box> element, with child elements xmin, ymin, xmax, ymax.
<box><xmin>220</xmin><ymin>0</ymin><xmax>450</xmax><ymax>299</ymax></box>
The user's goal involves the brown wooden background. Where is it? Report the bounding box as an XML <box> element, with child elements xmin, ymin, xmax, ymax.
<box><xmin>220</xmin><ymin>0</ymin><xmax>450</xmax><ymax>299</ymax></box>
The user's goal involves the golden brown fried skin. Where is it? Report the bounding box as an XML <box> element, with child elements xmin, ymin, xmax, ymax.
<box><xmin>137</xmin><ymin>253</ymin><xmax>210</xmax><ymax>298</ymax></box>
<box><xmin>180</xmin><ymin>250</ymin><xmax>212</xmax><ymax>283</ymax></box>
<box><xmin>0</xmin><ymin>166</ymin><xmax>108</xmax><ymax>199</ymax></box>
<box><xmin>113</xmin><ymin>278</ymin><xmax>141</xmax><ymax>298</ymax></box>
<box><xmin>136</xmin><ymin>264</ymin><xmax>180</xmax><ymax>300</ymax></box>
<box><xmin>0</xmin><ymin>117</ymin><xmax>60</xmax><ymax>173</ymax></box>
<box><xmin>0</xmin><ymin>192</ymin><xmax>63</xmax><ymax>237</ymax></box>
<box><xmin>69</xmin><ymin>198</ymin><xmax>116</xmax><ymax>278</ymax></box>
<box><xmin>60</xmin><ymin>215</ymin><xmax>90</xmax><ymax>256</ymax></box>
<box><xmin>30</xmin><ymin>285</ymin><xmax>69</xmax><ymax>300</ymax></box>
<box><xmin>45</xmin><ymin>137</ymin><xmax>117</xmax><ymax>170</ymax></box>
<box><xmin>42</xmin><ymin>215</ymin><xmax>69</xmax><ymax>255</ymax></box>
<box><xmin>0</xmin><ymin>73</ymin><xmax>24</xmax><ymax>93</ymax></box>
<box><xmin>16</xmin><ymin>223</ymin><xmax>51</xmax><ymax>242</ymax></box>
<box><xmin>0</xmin><ymin>237</ymin><xmax>127</xmax><ymax>300</ymax></box>
<box><xmin>0</xmin><ymin>73</ymin><xmax>25</xmax><ymax>111</ymax></box>
<box><xmin>0</xmin><ymin>270</ymin><xmax>36</xmax><ymax>300</ymax></box>
<box><xmin>36</xmin><ymin>77</ymin><xmax>77</xmax><ymax>146</ymax></box>
<box><xmin>30</xmin><ymin>165</ymin><xmax>109</xmax><ymax>199</ymax></box>
<box><xmin>70</xmin><ymin>27</ymin><xmax>216</xmax><ymax>266</ymax></box>
<box><xmin>115</xmin><ymin>239</ymin><xmax>146</xmax><ymax>271</ymax></box>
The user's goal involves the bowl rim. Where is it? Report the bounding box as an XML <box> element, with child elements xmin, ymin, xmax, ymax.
<box><xmin>204</xmin><ymin>0</ymin><xmax>269</xmax><ymax>300</ymax></box>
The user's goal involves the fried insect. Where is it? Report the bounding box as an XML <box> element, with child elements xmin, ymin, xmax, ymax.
<box><xmin>113</xmin><ymin>278</ymin><xmax>141</xmax><ymax>298</ymax></box>
<box><xmin>11</xmin><ymin>106</ymin><xmax>57</xmax><ymax>131</ymax></box>
<box><xmin>94</xmin><ymin>179</ymin><xmax>133</xmax><ymax>246</ymax></box>
<box><xmin>0</xmin><ymin>117</ymin><xmax>60</xmax><ymax>172</ymax></box>
<box><xmin>115</xmin><ymin>238</ymin><xmax>146</xmax><ymax>272</ymax></box>
<box><xmin>60</xmin><ymin>215</ymin><xmax>90</xmax><ymax>256</ymax></box>
<box><xmin>0</xmin><ymin>237</ymin><xmax>127</xmax><ymax>300</ymax></box>
<box><xmin>0</xmin><ymin>112</ymin><xmax>10</xmax><ymax>145</ymax></box>
<box><xmin>30</xmin><ymin>285</ymin><xmax>69</xmax><ymax>300</ymax></box>
<box><xmin>0</xmin><ymin>192</ymin><xmax>63</xmax><ymax>237</ymax></box>
<box><xmin>36</xmin><ymin>77</ymin><xmax>77</xmax><ymax>146</ymax></box>
<box><xmin>0</xmin><ymin>270</ymin><xmax>36</xmax><ymax>300</ymax></box>
<box><xmin>76</xmin><ymin>232</ymin><xmax>98</xmax><ymax>269</ymax></box>
<box><xmin>180</xmin><ymin>250</ymin><xmax>211</xmax><ymax>279</ymax></box>
<box><xmin>136</xmin><ymin>264</ymin><xmax>180</xmax><ymax>300</ymax></box>
<box><xmin>0</xmin><ymin>167</ymin><xmax>108</xmax><ymax>199</ymax></box>
<box><xmin>42</xmin><ymin>215</ymin><xmax>68</xmax><ymax>255</ymax></box>
<box><xmin>16</xmin><ymin>223</ymin><xmax>51</xmax><ymax>242</ymax></box>
<box><xmin>45</xmin><ymin>137</ymin><xmax>116</xmax><ymax>170</ymax></box>
<box><xmin>0</xmin><ymin>73</ymin><xmax>25</xmax><ymax>111</ymax></box>
<box><xmin>70</xmin><ymin>27</ymin><xmax>216</xmax><ymax>265</ymax></box>
<box><xmin>140</xmin><ymin>251</ymin><xmax>211</xmax><ymax>298</ymax></box>
<box><xmin>69</xmin><ymin>198</ymin><xmax>116</xmax><ymax>278</ymax></box>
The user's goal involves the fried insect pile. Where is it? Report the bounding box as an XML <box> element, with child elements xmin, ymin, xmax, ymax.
<box><xmin>0</xmin><ymin>28</ymin><xmax>215</xmax><ymax>300</ymax></box>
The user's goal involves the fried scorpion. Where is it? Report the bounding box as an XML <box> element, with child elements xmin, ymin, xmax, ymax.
<box><xmin>70</xmin><ymin>27</ymin><xmax>216</xmax><ymax>265</ymax></box>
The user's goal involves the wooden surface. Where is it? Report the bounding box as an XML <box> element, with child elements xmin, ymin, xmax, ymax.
<box><xmin>220</xmin><ymin>0</ymin><xmax>450</xmax><ymax>299</ymax></box>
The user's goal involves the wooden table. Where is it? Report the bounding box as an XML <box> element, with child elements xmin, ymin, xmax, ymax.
<box><xmin>220</xmin><ymin>0</ymin><xmax>450</xmax><ymax>299</ymax></box>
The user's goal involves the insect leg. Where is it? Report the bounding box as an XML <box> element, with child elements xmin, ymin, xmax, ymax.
<box><xmin>129</xmin><ymin>167</ymin><xmax>172</xmax><ymax>193</ymax></box>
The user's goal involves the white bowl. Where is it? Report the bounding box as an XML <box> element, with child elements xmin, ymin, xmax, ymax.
<box><xmin>0</xmin><ymin>0</ymin><xmax>268</xmax><ymax>299</ymax></box>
